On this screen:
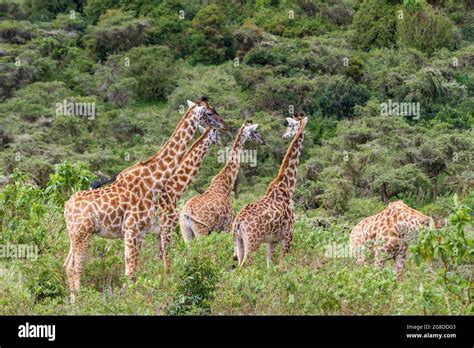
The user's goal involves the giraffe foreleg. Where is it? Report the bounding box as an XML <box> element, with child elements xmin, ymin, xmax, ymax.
<box><xmin>156</xmin><ymin>219</ymin><xmax>163</xmax><ymax>260</ymax></box>
<box><xmin>266</xmin><ymin>242</ymin><xmax>276</xmax><ymax>268</ymax></box>
<box><xmin>123</xmin><ymin>228</ymin><xmax>142</xmax><ymax>281</ymax></box>
<box><xmin>374</xmin><ymin>235</ymin><xmax>390</xmax><ymax>269</ymax></box>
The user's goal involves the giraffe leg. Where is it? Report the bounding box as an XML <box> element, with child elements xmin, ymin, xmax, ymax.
<box><xmin>123</xmin><ymin>228</ymin><xmax>142</xmax><ymax>281</ymax></box>
<box><xmin>233</xmin><ymin>233</ymin><xmax>244</xmax><ymax>265</ymax></box>
<box><xmin>266</xmin><ymin>242</ymin><xmax>275</xmax><ymax>268</ymax></box>
<box><xmin>395</xmin><ymin>240</ymin><xmax>408</xmax><ymax>281</ymax></box>
<box><xmin>64</xmin><ymin>247</ymin><xmax>74</xmax><ymax>295</ymax></box>
<box><xmin>179</xmin><ymin>214</ymin><xmax>195</xmax><ymax>243</ymax></box>
<box><xmin>161</xmin><ymin>212</ymin><xmax>178</xmax><ymax>273</ymax></box>
<box><xmin>354</xmin><ymin>243</ymin><xmax>366</xmax><ymax>265</ymax></box>
<box><xmin>279</xmin><ymin>219</ymin><xmax>294</xmax><ymax>265</ymax></box>
<box><xmin>188</xmin><ymin>218</ymin><xmax>210</xmax><ymax>238</ymax></box>
<box><xmin>279</xmin><ymin>236</ymin><xmax>293</xmax><ymax>265</ymax></box>
<box><xmin>156</xmin><ymin>222</ymin><xmax>163</xmax><ymax>260</ymax></box>
<box><xmin>239</xmin><ymin>235</ymin><xmax>257</xmax><ymax>267</ymax></box>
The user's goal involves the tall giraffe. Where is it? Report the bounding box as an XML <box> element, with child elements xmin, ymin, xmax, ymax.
<box><xmin>63</xmin><ymin>97</ymin><xmax>228</xmax><ymax>303</ymax></box>
<box><xmin>155</xmin><ymin>125</ymin><xmax>223</xmax><ymax>271</ymax></box>
<box><xmin>349</xmin><ymin>200</ymin><xmax>445</xmax><ymax>280</ymax></box>
<box><xmin>232</xmin><ymin>113</ymin><xmax>307</xmax><ymax>267</ymax></box>
<box><xmin>179</xmin><ymin>121</ymin><xmax>265</xmax><ymax>240</ymax></box>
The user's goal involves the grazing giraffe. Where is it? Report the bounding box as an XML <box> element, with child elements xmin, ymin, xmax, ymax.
<box><xmin>349</xmin><ymin>200</ymin><xmax>445</xmax><ymax>280</ymax></box>
<box><xmin>63</xmin><ymin>97</ymin><xmax>228</xmax><ymax>303</ymax></box>
<box><xmin>233</xmin><ymin>113</ymin><xmax>307</xmax><ymax>268</ymax></box>
<box><xmin>180</xmin><ymin>121</ymin><xmax>265</xmax><ymax>241</ymax></box>
<box><xmin>156</xmin><ymin>125</ymin><xmax>223</xmax><ymax>271</ymax></box>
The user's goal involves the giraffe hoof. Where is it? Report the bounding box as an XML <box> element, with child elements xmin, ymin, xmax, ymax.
<box><xmin>232</xmin><ymin>255</ymin><xmax>238</xmax><ymax>261</ymax></box>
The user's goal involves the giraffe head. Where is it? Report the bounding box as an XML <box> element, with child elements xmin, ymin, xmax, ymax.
<box><xmin>187</xmin><ymin>96</ymin><xmax>229</xmax><ymax>131</ymax></box>
<box><xmin>198</xmin><ymin>125</ymin><xmax>223</xmax><ymax>147</ymax></box>
<box><xmin>242</xmin><ymin>120</ymin><xmax>265</xmax><ymax>145</ymax></box>
<box><xmin>283</xmin><ymin>112</ymin><xmax>308</xmax><ymax>139</ymax></box>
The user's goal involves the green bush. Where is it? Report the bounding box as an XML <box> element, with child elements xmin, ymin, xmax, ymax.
<box><xmin>86</xmin><ymin>10</ymin><xmax>149</xmax><ymax>61</ymax></box>
<box><xmin>351</xmin><ymin>0</ymin><xmax>397</xmax><ymax>50</ymax></box>
<box><xmin>397</xmin><ymin>2</ymin><xmax>459</xmax><ymax>55</ymax></box>
<box><xmin>411</xmin><ymin>195</ymin><xmax>473</xmax><ymax>314</ymax></box>
<box><xmin>95</xmin><ymin>45</ymin><xmax>179</xmax><ymax>104</ymax></box>
<box><xmin>187</xmin><ymin>4</ymin><xmax>234</xmax><ymax>65</ymax></box>
<box><xmin>167</xmin><ymin>253</ymin><xmax>220</xmax><ymax>315</ymax></box>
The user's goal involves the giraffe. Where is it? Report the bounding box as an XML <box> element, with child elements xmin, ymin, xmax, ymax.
<box><xmin>63</xmin><ymin>97</ymin><xmax>228</xmax><ymax>303</ymax></box>
<box><xmin>179</xmin><ymin>121</ymin><xmax>265</xmax><ymax>241</ymax></box>
<box><xmin>232</xmin><ymin>113</ymin><xmax>307</xmax><ymax>268</ymax></box>
<box><xmin>155</xmin><ymin>125</ymin><xmax>223</xmax><ymax>271</ymax></box>
<box><xmin>349</xmin><ymin>200</ymin><xmax>445</xmax><ymax>280</ymax></box>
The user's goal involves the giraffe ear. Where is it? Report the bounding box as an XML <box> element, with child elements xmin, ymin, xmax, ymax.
<box><xmin>187</xmin><ymin>100</ymin><xmax>197</xmax><ymax>108</ymax></box>
<box><xmin>198</xmin><ymin>125</ymin><xmax>206</xmax><ymax>133</ymax></box>
<box><xmin>286</xmin><ymin>117</ymin><xmax>297</xmax><ymax>126</ymax></box>
<box><xmin>303</xmin><ymin>117</ymin><xmax>308</xmax><ymax>125</ymax></box>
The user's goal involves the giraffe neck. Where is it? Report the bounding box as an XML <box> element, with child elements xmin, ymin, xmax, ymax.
<box><xmin>207</xmin><ymin>126</ymin><xmax>246</xmax><ymax>195</ymax></box>
<box><xmin>266</xmin><ymin>127</ymin><xmax>305</xmax><ymax>201</ymax></box>
<box><xmin>158</xmin><ymin>128</ymin><xmax>214</xmax><ymax>209</ymax></box>
<box><xmin>399</xmin><ymin>206</ymin><xmax>431</xmax><ymax>226</ymax></box>
<box><xmin>117</xmin><ymin>107</ymin><xmax>200</xmax><ymax>199</ymax></box>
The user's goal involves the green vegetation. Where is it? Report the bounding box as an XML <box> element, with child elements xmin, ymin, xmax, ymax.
<box><xmin>0</xmin><ymin>0</ymin><xmax>472</xmax><ymax>315</ymax></box>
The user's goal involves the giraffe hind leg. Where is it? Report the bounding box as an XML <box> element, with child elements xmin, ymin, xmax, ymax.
<box><xmin>234</xmin><ymin>233</ymin><xmax>244</xmax><ymax>264</ymax></box>
<box><xmin>179</xmin><ymin>214</ymin><xmax>195</xmax><ymax>243</ymax></box>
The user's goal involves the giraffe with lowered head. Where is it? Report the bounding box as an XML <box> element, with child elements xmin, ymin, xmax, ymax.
<box><xmin>156</xmin><ymin>125</ymin><xmax>223</xmax><ymax>271</ymax></box>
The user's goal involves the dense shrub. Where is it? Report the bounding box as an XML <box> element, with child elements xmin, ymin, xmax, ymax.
<box><xmin>95</xmin><ymin>45</ymin><xmax>179</xmax><ymax>105</ymax></box>
<box><xmin>397</xmin><ymin>2</ymin><xmax>459</xmax><ymax>55</ymax></box>
<box><xmin>351</xmin><ymin>0</ymin><xmax>397</xmax><ymax>50</ymax></box>
<box><xmin>187</xmin><ymin>4</ymin><xmax>234</xmax><ymax>65</ymax></box>
<box><xmin>86</xmin><ymin>10</ymin><xmax>149</xmax><ymax>61</ymax></box>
